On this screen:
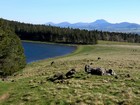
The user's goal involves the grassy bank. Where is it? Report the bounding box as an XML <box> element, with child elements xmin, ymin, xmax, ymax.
<box><xmin>0</xmin><ymin>41</ymin><xmax>140</xmax><ymax>105</ymax></box>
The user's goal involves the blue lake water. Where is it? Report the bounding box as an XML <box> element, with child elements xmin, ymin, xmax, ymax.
<box><xmin>22</xmin><ymin>42</ymin><xmax>76</xmax><ymax>63</ymax></box>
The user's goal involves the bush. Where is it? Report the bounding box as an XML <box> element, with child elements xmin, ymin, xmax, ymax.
<box><xmin>0</xmin><ymin>29</ymin><xmax>26</xmax><ymax>76</ymax></box>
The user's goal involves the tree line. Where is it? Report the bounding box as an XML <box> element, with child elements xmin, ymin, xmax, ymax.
<box><xmin>0</xmin><ymin>18</ymin><xmax>97</xmax><ymax>44</ymax></box>
<box><xmin>97</xmin><ymin>31</ymin><xmax>140</xmax><ymax>43</ymax></box>
<box><xmin>0</xmin><ymin>18</ymin><xmax>140</xmax><ymax>44</ymax></box>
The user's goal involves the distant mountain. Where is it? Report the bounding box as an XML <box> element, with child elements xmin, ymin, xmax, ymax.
<box><xmin>57</xmin><ymin>22</ymin><xmax>71</xmax><ymax>27</ymax></box>
<box><xmin>90</xmin><ymin>19</ymin><xmax>110</xmax><ymax>25</ymax></box>
<box><xmin>46</xmin><ymin>19</ymin><xmax>140</xmax><ymax>34</ymax></box>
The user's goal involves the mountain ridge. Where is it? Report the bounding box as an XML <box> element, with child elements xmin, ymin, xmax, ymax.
<box><xmin>46</xmin><ymin>19</ymin><xmax>140</xmax><ymax>34</ymax></box>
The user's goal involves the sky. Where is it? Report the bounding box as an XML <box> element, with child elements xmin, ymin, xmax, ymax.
<box><xmin>0</xmin><ymin>0</ymin><xmax>140</xmax><ymax>24</ymax></box>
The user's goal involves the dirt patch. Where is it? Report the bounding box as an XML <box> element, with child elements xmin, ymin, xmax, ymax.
<box><xmin>0</xmin><ymin>93</ymin><xmax>9</xmax><ymax>101</ymax></box>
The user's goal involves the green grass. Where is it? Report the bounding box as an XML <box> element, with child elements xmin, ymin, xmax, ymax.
<box><xmin>98</xmin><ymin>40</ymin><xmax>140</xmax><ymax>46</ymax></box>
<box><xmin>0</xmin><ymin>41</ymin><xmax>140</xmax><ymax>105</ymax></box>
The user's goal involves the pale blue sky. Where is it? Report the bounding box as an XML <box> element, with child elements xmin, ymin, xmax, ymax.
<box><xmin>0</xmin><ymin>0</ymin><xmax>140</xmax><ymax>24</ymax></box>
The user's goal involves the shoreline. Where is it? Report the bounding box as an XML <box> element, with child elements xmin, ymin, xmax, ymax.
<box><xmin>21</xmin><ymin>40</ymin><xmax>78</xmax><ymax>47</ymax></box>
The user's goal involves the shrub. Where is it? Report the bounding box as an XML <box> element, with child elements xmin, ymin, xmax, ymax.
<box><xmin>0</xmin><ymin>29</ymin><xmax>26</xmax><ymax>76</ymax></box>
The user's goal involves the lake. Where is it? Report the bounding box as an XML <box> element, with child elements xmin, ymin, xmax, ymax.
<box><xmin>22</xmin><ymin>42</ymin><xmax>76</xmax><ymax>63</ymax></box>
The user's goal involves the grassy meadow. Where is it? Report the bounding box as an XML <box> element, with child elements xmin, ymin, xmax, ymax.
<box><xmin>0</xmin><ymin>41</ymin><xmax>140</xmax><ymax>105</ymax></box>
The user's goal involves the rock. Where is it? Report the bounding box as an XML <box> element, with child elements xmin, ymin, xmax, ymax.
<box><xmin>126</xmin><ymin>74</ymin><xmax>131</xmax><ymax>78</ymax></box>
<box><xmin>85</xmin><ymin>65</ymin><xmax>106</xmax><ymax>76</ymax></box>
<box><xmin>85</xmin><ymin>65</ymin><xmax>116</xmax><ymax>76</ymax></box>
<box><xmin>65</xmin><ymin>69</ymin><xmax>76</xmax><ymax>78</ymax></box>
<box><xmin>85</xmin><ymin>65</ymin><xmax>92</xmax><ymax>73</ymax></box>
<box><xmin>106</xmin><ymin>69</ymin><xmax>116</xmax><ymax>76</ymax></box>
<box><xmin>90</xmin><ymin>67</ymin><xmax>106</xmax><ymax>76</ymax></box>
<box><xmin>51</xmin><ymin>61</ymin><xmax>54</xmax><ymax>66</ymax></box>
<box><xmin>48</xmin><ymin>72</ymin><xmax>64</xmax><ymax>82</ymax></box>
<box><xmin>115</xmin><ymin>76</ymin><xmax>118</xmax><ymax>79</ymax></box>
<box><xmin>54</xmin><ymin>73</ymin><xmax>64</xmax><ymax>79</ymax></box>
<box><xmin>11</xmin><ymin>79</ymin><xmax>15</xmax><ymax>82</ymax></box>
<box><xmin>98</xmin><ymin>57</ymin><xmax>101</xmax><ymax>60</ymax></box>
<box><xmin>90</xmin><ymin>63</ymin><xmax>93</xmax><ymax>65</ymax></box>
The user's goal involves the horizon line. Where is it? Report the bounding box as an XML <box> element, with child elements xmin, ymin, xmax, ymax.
<box><xmin>1</xmin><ymin>17</ymin><xmax>140</xmax><ymax>25</ymax></box>
<box><xmin>46</xmin><ymin>19</ymin><xmax>140</xmax><ymax>25</ymax></box>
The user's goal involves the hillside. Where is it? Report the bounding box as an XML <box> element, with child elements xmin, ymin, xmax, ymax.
<box><xmin>46</xmin><ymin>19</ymin><xmax>140</xmax><ymax>34</ymax></box>
<box><xmin>0</xmin><ymin>41</ymin><xmax>140</xmax><ymax>105</ymax></box>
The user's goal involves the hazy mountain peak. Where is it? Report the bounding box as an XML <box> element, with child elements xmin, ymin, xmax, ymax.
<box><xmin>93</xmin><ymin>19</ymin><xmax>109</xmax><ymax>24</ymax></box>
<box><xmin>58</xmin><ymin>22</ymin><xmax>71</xmax><ymax>24</ymax></box>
